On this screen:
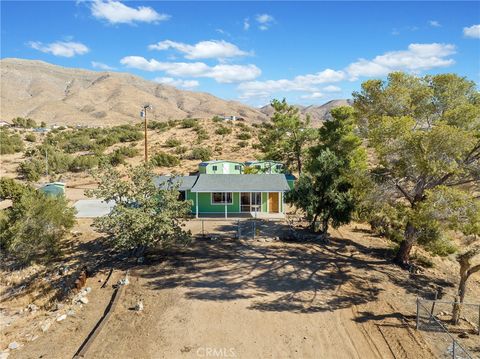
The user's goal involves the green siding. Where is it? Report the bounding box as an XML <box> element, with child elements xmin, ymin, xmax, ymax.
<box><xmin>287</xmin><ymin>179</ymin><xmax>295</xmax><ymax>189</ymax></box>
<box><xmin>245</xmin><ymin>161</ymin><xmax>283</xmax><ymax>174</ymax></box>
<box><xmin>262</xmin><ymin>192</ymin><xmax>268</xmax><ymax>212</ymax></box>
<box><xmin>191</xmin><ymin>192</ymin><xmax>241</xmax><ymax>213</ymax></box>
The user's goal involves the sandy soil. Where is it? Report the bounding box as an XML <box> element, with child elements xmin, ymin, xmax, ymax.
<box><xmin>9</xmin><ymin>222</ymin><xmax>478</xmax><ymax>359</ymax></box>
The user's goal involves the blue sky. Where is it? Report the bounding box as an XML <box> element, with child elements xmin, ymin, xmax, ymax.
<box><xmin>1</xmin><ymin>1</ymin><xmax>479</xmax><ymax>107</ymax></box>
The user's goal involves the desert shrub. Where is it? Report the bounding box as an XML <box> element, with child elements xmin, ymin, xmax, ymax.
<box><xmin>104</xmin><ymin>146</ymin><xmax>139</xmax><ymax>167</ymax></box>
<box><xmin>238</xmin><ymin>141</ymin><xmax>248</xmax><ymax>148</ymax></box>
<box><xmin>237</xmin><ymin>132</ymin><xmax>252</xmax><ymax>140</ymax></box>
<box><xmin>148</xmin><ymin>121</ymin><xmax>170</xmax><ymax>131</ymax></box>
<box><xmin>150</xmin><ymin>152</ymin><xmax>180</xmax><ymax>167</ymax></box>
<box><xmin>17</xmin><ymin>159</ymin><xmax>44</xmax><ymax>181</ymax></box>
<box><xmin>165</xmin><ymin>137</ymin><xmax>182</xmax><ymax>147</ymax></box>
<box><xmin>1</xmin><ymin>189</ymin><xmax>76</xmax><ymax>264</ymax></box>
<box><xmin>168</xmin><ymin>119</ymin><xmax>179</xmax><ymax>127</ymax></box>
<box><xmin>115</xmin><ymin>146</ymin><xmax>139</xmax><ymax>158</ymax></box>
<box><xmin>196</xmin><ymin>128</ymin><xmax>209</xmax><ymax>142</ymax></box>
<box><xmin>175</xmin><ymin>146</ymin><xmax>188</xmax><ymax>155</ymax></box>
<box><xmin>69</xmin><ymin>155</ymin><xmax>99</xmax><ymax>172</ymax></box>
<box><xmin>25</xmin><ymin>133</ymin><xmax>36</xmax><ymax>142</ymax></box>
<box><xmin>181</xmin><ymin>118</ymin><xmax>197</xmax><ymax>128</ymax></box>
<box><xmin>189</xmin><ymin>147</ymin><xmax>212</xmax><ymax>161</ymax></box>
<box><xmin>40</xmin><ymin>121</ymin><xmax>47</xmax><ymax>128</ymax></box>
<box><xmin>215</xmin><ymin>125</ymin><xmax>232</xmax><ymax>136</ymax></box>
<box><xmin>235</xmin><ymin>122</ymin><xmax>248</xmax><ymax>129</ymax></box>
<box><xmin>0</xmin><ymin>129</ymin><xmax>24</xmax><ymax>154</ymax></box>
<box><xmin>211</xmin><ymin>116</ymin><xmax>223</xmax><ymax>123</ymax></box>
<box><xmin>12</xmin><ymin>117</ymin><xmax>37</xmax><ymax>128</ymax></box>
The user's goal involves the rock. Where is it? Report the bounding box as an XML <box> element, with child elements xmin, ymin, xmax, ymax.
<box><xmin>41</xmin><ymin>319</ymin><xmax>52</xmax><ymax>332</ymax></box>
<box><xmin>458</xmin><ymin>332</ymin><xmax>469</xmax><ymax>339</ymax></box>
<box><xmin>27</xmin><ymin>304</ymin><xmax>38</xmax><ymax>312</ymax></box>
<box><xmin>85</xmin><ymin>287</ymin><xmax>92</xmax><ymax>294</ymax></box>
<box><xmin>56</xmin><ymin>314</ymin><xmax>67</xmax><ymax>322</ymax></box>
<box><xmin>118</xmin><ymin>278</ymin><xmax>129</xmax><ymax>286</ymax></box>
<box><xmin>8</xmin><ymin>342</ymin><xmax>19</xmax><ymax>350</ymax></box>
<box><xmin>53</xmin><ymin>303</ymin><xmax>64</xmax><ymax>311</ymax></box>
<box><xmin>79</xmin><ymin>297</ymin><xmax>89</xmax><ymax>304</ymax></box>
<box><xmin>67</xmin><ymin>309</ymin><xmax>75</xmax><ymax>316</ymax></box>
<box><xmin>134</xmin><ymin>301</ymin><xmax>144</xmax><ymax>312</ymax></box>
<box><xmin>0</xmin><ymin>351</ymin><xmax>10</xmax><ymax>359</ymax></box>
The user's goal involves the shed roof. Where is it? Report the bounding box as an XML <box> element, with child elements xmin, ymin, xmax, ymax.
<box><xmin>191</xmin><ymin>174</ymin><xmax>290</xmax><ymax>192</ymax></box>
<box><xmin>153</xmin><ymin>176</ymin><xmax>198</xmax><ymax>191</ymax></box>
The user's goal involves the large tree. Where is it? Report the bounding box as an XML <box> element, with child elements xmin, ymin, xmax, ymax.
<box><xmin>87</xmin><ymin>164</ymin><xmax>192</xmax><ymax>256</ymax></box>
<box><xmin>0</xmin><ymin>180</ymin><xmax>76</xmax><ymax>264</ymax></box>
<box><xmin>353</xmin><ymin>72</ymin><xmax>480</xmax><ymax>265</ymax></box>
<box><xmin>288</xmin><ymin>107</ymin><xmax>366</xmax><ymax>234</ymax></box>
<box><xmin>259</xmin><ymin>99</ymin><xmax>316</xmax><ymax>175</ymax></box>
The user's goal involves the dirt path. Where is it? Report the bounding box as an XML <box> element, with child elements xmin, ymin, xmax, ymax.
<box><xmin>12</xmin><ymin>225</ymin><xmax>442</xmax><ymax>359</ymax></box>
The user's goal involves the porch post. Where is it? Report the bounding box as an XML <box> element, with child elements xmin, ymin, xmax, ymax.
<box><xmin>195</xmin><ymin>192</ymin><xmax>199</xmax><ymax>218</ymax></box>
<box><xmin>278</xmin><ymin>191</ymin><xmax>281</xmax><ymax>215</ymax></box>
<box><xmin>224</xmin><ymin>192</ymin><xmax>227</xmax><ymax>219</ymax></box>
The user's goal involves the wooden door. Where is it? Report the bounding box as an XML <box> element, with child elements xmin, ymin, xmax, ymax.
<box><xmin>268</xmin><ymin>192</ymin><xmax>279</xmax><ymax>213</ymax></box>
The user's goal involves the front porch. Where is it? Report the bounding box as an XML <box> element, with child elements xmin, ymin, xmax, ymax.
<box><xmin>192</xmin><ymin>211</ymin><xmax>286</xmax><ymax>220</ymax></box>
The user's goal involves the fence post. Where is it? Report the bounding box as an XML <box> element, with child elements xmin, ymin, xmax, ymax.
<box><xmin>416</xmin><ymin>297</ymin><xmax>420</xmax><ymax>330</ymax></box>
<box><xmin>237</xmin><ymin>220</ymin><xmax>240</xmax><ymax>239</ymax></box>
<box><xmin>452</xmin><ymin>339</ymin><xmax>455</xmax><ymax>359</ymax></box>
<box><xmin>478</xmin><ymin>305</ymin><xmax>480</xmax><ymax>335</ymax></box>
<box><xmin>430</xmin><ymin>290</ymin><xmax>438</xmax><ymax>317</ymax></box>
<box><xmin>202</xmin><ymin>220</ymin><xmax>205</xmax><ymax>237</ymax></box>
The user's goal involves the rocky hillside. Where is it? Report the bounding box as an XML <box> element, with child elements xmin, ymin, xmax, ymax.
<box><xmin>0</xmin><ymin>58</ymin><xmax>267</xmax><ymax>126</ymax></box>
<box><xmin>260</xmin><ymin>99</ymin><xmax>352</xmax><ymax>124</ymax></box>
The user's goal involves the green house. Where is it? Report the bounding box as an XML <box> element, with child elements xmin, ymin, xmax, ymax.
<box><xmin>198</xmin><ymin>160</ymin><xmax>245</xmax><ymax>174</ymax></box>
<box><xmin>155</xmin><ymin>174</ymin><xmax>290</xmax><ymax>218</ymax></box>
<box><xmin>244</xmin><ymin>160</ymin><xmax>284</xmax><ymax>174</ymax></box>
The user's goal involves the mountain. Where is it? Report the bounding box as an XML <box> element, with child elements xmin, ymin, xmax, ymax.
<box><xmin>0</xmin><ymin>58</ymin><xmax>267</xmax><ymax>126</ymax></box>
<box><xmin>260</xmin><ymin>99</ymin><xmax>352</xmax><ymax>124</ymax></box>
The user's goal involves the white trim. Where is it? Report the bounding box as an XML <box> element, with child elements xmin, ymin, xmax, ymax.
<box><xmin>195</xmin><ymin>192</ymin><xmax>198</xmax><ymax>218</ymax></box>
<box><xmin>210</xmin><ymin>192</ymin><xmax>233</xmax><ymax>205</ymax></box>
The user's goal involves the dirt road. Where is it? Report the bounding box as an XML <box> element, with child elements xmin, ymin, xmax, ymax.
<box><xmin>14</xmin><ymin>225</ymin><xmax>440</xmax><ymax>359</ymax></box>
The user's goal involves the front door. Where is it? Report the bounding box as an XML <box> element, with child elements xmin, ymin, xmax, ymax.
<box><xmin>268</xmin><ymin>192</ymin><xmax>279</xmax><ymax>213</ymax></box>
<box><xmin>241</xmin><ymin>192</ymin><xmax>250</xmax><ymax>212</ymax></box>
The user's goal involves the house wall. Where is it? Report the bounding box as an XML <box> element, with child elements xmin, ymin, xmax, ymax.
<box><xmin>198</xmin><ymin>162</ymin><xmax>244</xmax><ymax>174</ymax></box>
<box><xmin>190</xmin><ymin>192</ymin><xmax>241</xmax><ymax>213</ymax></box>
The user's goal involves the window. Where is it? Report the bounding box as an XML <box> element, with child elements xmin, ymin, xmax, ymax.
<box><xmin>276</xmin><ymin>164</ymin><xmax>283</xmax><ymax>170</ymax></box>
<box><xmin>212</xmin><ymin>192</ymin><xmax>233</xmax><ymax>204</ymax></box>
<box><xmin>234</xmin><ymin>165</ymin><xmax>241</xmax><ymax>171</ymax></box>
<box><xmin>255</xmin><ymin>165</ymin><xmax>261</xmax><ymax>169</ymax></box>
<box><xmin>212</xmin><ymin>165</ymin><xmax>218</xmax><ymax>171</ymax></box>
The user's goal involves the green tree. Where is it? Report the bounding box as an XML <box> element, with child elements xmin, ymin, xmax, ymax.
<box><xmin>259</xmin><ymin>99</ymin><xmax>315</xmax><ymax>174</ymax></box>
<box><xmin>87</xmin><ymin>165</ymin><xmax>191</xmax><ymax>256</ymax></box>
<box><xmin>288</xmin><ymin>107</ymin><xmax>366</xmax><ymax>234</ymax></box>
<box><xmin>0</xmin><ymin>129</ymin><xmax>24</xmax><ymax>154</ymax></box>
<box><xmin>1</xmin><ymin>186</ymin><xmax>76</xmax><ymax>264</ymax></box>
<box><xmin>353</xmin><ymin>72</ymin><xmax>480</xmax><ymax>265</ymax></box>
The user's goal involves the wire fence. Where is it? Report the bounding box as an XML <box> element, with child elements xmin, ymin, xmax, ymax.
<box><xmin>416</xmin><ymin>298</ymin><xmax>479</xmax><ymax>359</ymax></box>
<box><xmin>184</xmin><ymin>218</ymin><xmax>291</xmax><ymax>241</ymax></box>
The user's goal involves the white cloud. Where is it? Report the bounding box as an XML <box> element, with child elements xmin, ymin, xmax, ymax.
<box><xmin>300</xmin><ymin>92</ymin><xmax>324</xmax><ymax>99</ymax></box>
<box><xmin>243</xmin><ymin>18</ymin><xmax>250</xmax><ymax>30</ymax></box>
<box><xmin>154</xmin><ymin>77</ymin><xmax>199</xmax><ymax>89</ymax></box>
<box><xmin>148</xmin><ymin>40</ymin><xmax>250</xmax><ymax>59</ymax></box>
<box><xmin>429</xmin><ymin>20</ymin><xmax>441</xmax><ymax>27</ymax></box>
<box><xmin>346</xmin><ymin>43</ymin><xmax>456</xmax><ymax>79</ymax></box>
<box><xmin>322</xmin><ymin>85</ymin><xmax>341</xmax><ymax>92</ymax></box>
<box><xmin>28</xmin><ymin>41</ymin><xmax>89</xmax><ymax>57</ymax></box>
<box><xmin>120</xmin><ymin>56</ymin><xmax>261</xmax><ymax>83</ymax></box>
<box><xmin>90</xmin><ymin>0</ymin><xmax>170</xmax><ymax>24</ymax></box>
<box><xmin>238</xmin><ymin>69</ymin><xmax>345</xmax><ymax>98</ymax></box>
<box><xmin>255</xmin><ymin>14</ymin><xmax>274</xmax><ymax>30</ymax></box>
<box><xmin>91</xmin><ymin>61</ymin><xmax>116</xmax><ymax>70</ymax></box>
<box><xmin>463</xmin><ymin>24</ymin><xmax>480</xmax><ymax>38</ymax></box>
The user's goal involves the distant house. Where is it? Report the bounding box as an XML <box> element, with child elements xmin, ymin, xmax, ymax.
<box><xmin>222</xmin><ymin>115</ymin><xmax>237</xmax><ymax>121</ymax></box>
<box><xmin>0</xmin><ymin>120</ymin><xmax>11</xmax><ymax>127</ymax></box>
<box><xmin>155</xmin><ymin>160</ymin><xmax>296</xmax><ymax>218</ymax></box>
<box><xmin>198</xmin><ymin>160</ymin><xmax>244</xmax><ymax>174</ymax></box>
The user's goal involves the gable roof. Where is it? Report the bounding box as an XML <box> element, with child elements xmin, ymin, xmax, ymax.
<box><xmin>153</xmin><ymin>176</ymin><xmax>198</xmax><ymax>191</ymax></box>
<box><xmin>191</xmin><ymin>174</ymin><xmax>290</xmax><ymax>192</ymax></box>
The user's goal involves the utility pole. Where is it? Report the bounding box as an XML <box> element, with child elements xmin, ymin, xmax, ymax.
<box><xmin>141</xmin><ymin>105</ymin><xmax>152</xmax><ymax>163</ymax></box>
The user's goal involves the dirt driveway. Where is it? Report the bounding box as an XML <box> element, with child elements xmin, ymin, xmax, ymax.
<box><xmin>15</xmin><ymin>225</ymin><xmax>441</xmax><ymax>359</ymax></box>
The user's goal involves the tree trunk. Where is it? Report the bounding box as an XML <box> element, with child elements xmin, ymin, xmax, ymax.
<box><xmin>321</xmin><ymin>217</ymin><xmax>329</xmax><ymax>235</ymax></box>
<box><xmin>451</xmin><ymin>274</ymin><xmax>468</xmax><ymax>325</ymax></box>
<box><xmin>297</xmin><ymin>155</ymin><xmax>302</xmax><ymax>176</ymax></box>
<box><xmin>394</xmin><ymin>221</ymin><xmax>417</xmax><ymax>266</ymax></box>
